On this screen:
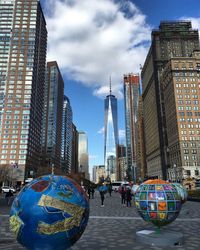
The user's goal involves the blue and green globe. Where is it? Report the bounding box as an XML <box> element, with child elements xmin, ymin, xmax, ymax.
<box><xmin>10</xmin><ymin>175</ymin><xmax>89</xmax><ymax>250</ymax></box>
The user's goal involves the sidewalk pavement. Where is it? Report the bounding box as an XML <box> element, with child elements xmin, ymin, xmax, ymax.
<box><xmin>0</xmin><ymin>192</ymin><xmax>200</xmax><ymax>249</ymax></box>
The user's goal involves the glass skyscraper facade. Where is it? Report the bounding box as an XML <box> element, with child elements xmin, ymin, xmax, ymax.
<box><xmin>104</xmin><ymin>89</ymin><xmax>118</xmax><ymax>181</ymax></box>
<box><xmin>78</xmin><ymin>131</ymin><xmax>89</xmax><ymax>179</ymax></box>
<box><xmin>61</xmin><ymin>95</ymin><xmax>73</xmax><ymax>174</ymax></box>
<box><xmin>71</xmin><ymin>123</ymin><xmax>78</xmax><ymax>174</ymax></box>
<box><xmin>43</xmin><ymin>61</ymin><xmax>64</xmax><ymax>169</ymax></box>
<box><xmin>0</xmin><ymin>0</ymin><xmax>47</xmax><ymax>183</ymax></box>
<box><xmin>124</xmin><ymin>74</ymin><xmax>140</xmax><ymax>181</ymax></box>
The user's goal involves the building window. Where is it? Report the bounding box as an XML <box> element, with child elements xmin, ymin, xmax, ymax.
<box><xmin>19</xmin><ymin>160</ymin><xmax>26</xmax><ymax>164</ymax></box>
<box><xmin>186</xmin><ymin>170</ymin><xmax>191</xmax><ymax>176</ymax></box>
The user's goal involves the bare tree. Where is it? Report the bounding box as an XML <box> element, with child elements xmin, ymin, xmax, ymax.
<box><xmin>0</xmin><ymin>164</ymin><xmax>10</xmax><ymax>185</ymax></box>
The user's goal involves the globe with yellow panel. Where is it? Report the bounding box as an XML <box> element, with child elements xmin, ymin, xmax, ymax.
<box><xmin>134</xmin><ymin>179</ymin><xmax>182</xmax><ymax>227</ymax></box>
<box><xmin>10</xmin><ymin>175</ymin><xmax>89</xmax><ymax>250</ymax></box>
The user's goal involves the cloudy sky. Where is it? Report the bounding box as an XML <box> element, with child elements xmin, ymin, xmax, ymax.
<box><xmin>41</xmin><ymin>0</ymin><xmax>200</xmax><ymax>175</ymax></box>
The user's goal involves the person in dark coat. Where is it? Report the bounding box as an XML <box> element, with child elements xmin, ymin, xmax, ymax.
<box><xmin>121</xmin><ymin>186</ymin><xmax>126</xmax><ymax>206</ymax></box>
<box><xmin>5</xmin><ymin>189</ymin><xmax>13</xmax><ymax>205</ymax></box>
<box><xmin>87</xmin><ymin>187</ymin><xmax>91</xmax><ymax>199</ymax></box>
<box><xmin>100</xmin><ymin>190</ymin><xmax>105</xmax><ymax>207</ymax></box>
<box><xmin>108</xmin><ymin>184</ymin><xmax>112</xmax><ymax>196</ymax></box>
<box><xmin>126</xmin><ymin>188</ymin><xmax>132</xmax><ymax>207</ymax></box>
<box><xmin>91</xmin><ymin>187</ymin><xmax>95</xmax><ymax>199</ymax></box>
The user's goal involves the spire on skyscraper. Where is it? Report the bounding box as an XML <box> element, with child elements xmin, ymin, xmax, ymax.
<box><xmin>109</xmin><ymin>76</ymin><xmax>112</xmax><ymax>95</ymax></box>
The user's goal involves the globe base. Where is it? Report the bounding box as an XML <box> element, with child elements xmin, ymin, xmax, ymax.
<box><xmin>136</xmin><ymin>229</ymin><xmax>183</xmax><ymax>247</ymax></box>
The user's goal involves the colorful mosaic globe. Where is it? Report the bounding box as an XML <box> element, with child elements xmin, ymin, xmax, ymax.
<box><xmin>10</xmin><ymin>175</ymin><xmax>89</xmax><ymax>250</ymax></box>
<box><xmin>134</xmin><ymin>179</ymin><xmax>182</xmax><ymax>227</ymax></box>
<box><xmin>172</xmin><ymin>183</ymin><xmax>188</xmax><ymax>203</ymax></box>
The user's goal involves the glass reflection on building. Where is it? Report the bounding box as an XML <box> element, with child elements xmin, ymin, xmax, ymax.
<box><xmin>104</xmin><ymin>88</ymin><xmax>118</xmax><ymax>181</ymax></box>
<box><xmin>78</xmin><ymin>131</ymin><xmax>89</xmax><ymax>179</ymax></box>
<box><xmin>61</xmin><ymin>96</ymin><xmax>73</xmax><ymax>174</ymax></box>
<box><xmin>124</xmin><ymin>74</ymin><xmax>139</xmax><ymax>181</ymax></box>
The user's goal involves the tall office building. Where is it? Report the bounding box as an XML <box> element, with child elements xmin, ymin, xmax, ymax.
<box><xmin>0</xmin><ymin>0</ymin><xmax>47</xmax><ymax>183</ymax></box>
<box><xmin>124</xmin><ymin>74</ymin><xmax>140</xmax><ymax>181</ymax></box>
<box><xmin>117</xmin><ymin>144</ymin><xmax>126</xmax><ymax>181</ymax></box>
<box><xmin>161</xmin><ymin>51</ymin><xmax>200</xmax><ymax>181</ymax></box>
<box><xmin>141</xmin><ymin>21</ymin><xmax>199</xmax><ymax>179</ymax></box>
<box><xmin>78</xmin><ymin>131</ymin><xmax>89</xmax><ymax>179</ymax></box>
<box><xmin>93</xmin><ymin>165</ymin><xmax>105</xmax><ymax>184</ymax></box>
<box><xmin>71</xmin><ymin>123</ymin><xmax>78</xmax><ymax>174</ymax></box>
<box><xmin>104</xmin><ymin>85</ymin><xmax>119</xmax><ymax>181</ymax></box>
<box><xmin>136</xmin><ymin>94</ymin><xmax>147</xmax><ymax>180</ymax></box>
<box><xmin>43</xmin><ymin>61</ymin><xmax>64</xmax><ymax>170</ymax></box>
<box><xmin>61</xmin><ymin>95</ymin><xmax>73</xmax><ymax>174</ymax></box>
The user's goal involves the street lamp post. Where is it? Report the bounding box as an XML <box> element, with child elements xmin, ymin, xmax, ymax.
<box><xmin>132</xmin><ymin>163</ymin><xmax>136</xmax><ymax>183</ymax></box>
<box><xmin>180</xmin><ymin>166</ymin><xmax>184</xmax><ymax>184</ymax></box>
<box><xmin>10</xmin><ymin>163</ymin><xmax>14</xmax><ymax>186</ymax></box>
<box><xmin>80</xmin><ymin>164</ymin><xmax>83</xmax><ymax>173</ymax></box>
<box><xmin>173</xmin><ymin>164</ymin><xmax>177</xmax><ymax>182</ymax></box>
<box><xmin>51</xmin><ymin>163</ymin><xmax>55</xmax><ymax>175</ymax></box>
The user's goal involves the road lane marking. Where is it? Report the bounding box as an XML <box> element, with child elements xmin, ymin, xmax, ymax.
<box><xmin>89</xmin><ymin>216</ymin><xmax>200</xmax><ymax>221</ymax></box>
<box><xmin>1</xmin><ymin>214</ymin><xmax>200</xmax><ymax>222</ymax></box>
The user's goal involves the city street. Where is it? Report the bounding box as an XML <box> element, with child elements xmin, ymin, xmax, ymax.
<box><xmin>0</xmin><ymin>192</ymin><xmax>200</xmax><ymax>250</ymax></box>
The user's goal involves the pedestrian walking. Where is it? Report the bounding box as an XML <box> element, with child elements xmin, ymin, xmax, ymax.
<box><xmin>91</xmin><ymin>187</ymin><xmax>95</xmax><ymax>199</ymax></box>
<box><xmin>5</xmin><ymin>189</ymin><xmax>13</xmax><ymax>206</ymax></box>
<box><xmin>126</xmin><ymin>188</ymin><xmax>132</xmax><ymax>207</ymax></box>
<box><xmin>108</xmin><ymin>184</ymin><xmax>112</xmax><ymax>196</ymax></box>
<box><xmin>121</xmin><ymin>186</ymin><xmax>126</xmax><ymax>206</ymax></box>
<box><xmin>100</xmin><ymin>190</ymin><xmax>105</xmax><ymax>207</ymax></box>
<box><xmin>87</xmin><ymin>186</ymin><xmax>91</xmax><ymax>199</ymax></box>
<box><xmin>98</xmin><ymin>184</ymin><xmax>107</xmax><ymax>207</ymax></box>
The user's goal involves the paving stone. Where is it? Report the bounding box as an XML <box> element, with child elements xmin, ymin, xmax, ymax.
<box><xmin>0</xmin><ymin>192</ymin><xmax>200</xmax><ymax>249</ymax></box>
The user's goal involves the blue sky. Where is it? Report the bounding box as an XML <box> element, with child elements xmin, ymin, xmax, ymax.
<box><xmin>41</xmin><ymin>0</ymin><xmax>200</xmax><ymax>175</ymax></box>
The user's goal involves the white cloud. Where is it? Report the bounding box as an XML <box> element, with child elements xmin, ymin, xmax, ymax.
<box><xmin>97</xmin><ymin>126</ymin><xmax>104</xmax><ymax>135</ymax></box>
<box><xmin>93</xmin><ymin>84</ymin><xmax>124</xmax><ymax>99</ymax></box>
<box><xmin>180</xmin><ymin>17</ymin><xmax>200</xmax><ymax>36</ymax></box>
<box><xmin>44</xmin><ymin>0</ymin><xmax>151</xmax><ymax>98</ymax></box>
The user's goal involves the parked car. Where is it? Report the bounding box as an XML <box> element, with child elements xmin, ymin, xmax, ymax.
<box><xmin>1</xmin><ymin>186</ymin><xmax>16</xmax><ymax>193</ymax></box>
<box><xmin>111</xmin><ymin>181</ymin><xmax>129</xmax><ymax>192</ymax></box>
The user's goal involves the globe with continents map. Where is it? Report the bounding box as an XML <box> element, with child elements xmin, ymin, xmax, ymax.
<box><xmin>134</xmin><ymin>179</ymin><xmax>183</xmax><ymax>227</ymax></box>
<box><xmin>10</xmin><ymin>175</ymin><xmax>89</xmax><ymax>250</ymax></box>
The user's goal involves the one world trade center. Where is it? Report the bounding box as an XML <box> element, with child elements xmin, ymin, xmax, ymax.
<box><xmin>104</xmin><ymin>84</ymin><xmax>119</xmax><ymax>182</ymax></box>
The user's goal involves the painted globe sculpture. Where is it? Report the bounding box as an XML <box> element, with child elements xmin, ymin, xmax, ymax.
<box><xmin>10</xmin><ymin>175</ymin><xmax>89</xmax><ymax>250</ymax></box>
<box><xmin>134</xmin><ymin>179</ymin><xmax>182</xmax><ymax>227</ymax></box>
<box><xmin>172</xmin><ymin>183</ymin><xmax>188</xmax><ymax>204</ymax></box>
